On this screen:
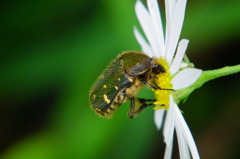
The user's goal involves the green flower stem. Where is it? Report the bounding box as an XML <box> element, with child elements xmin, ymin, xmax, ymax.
<box><xmin>175</xmin><ymin>64</ymin><xmax>240</xmax><ymax>102</ymax></box>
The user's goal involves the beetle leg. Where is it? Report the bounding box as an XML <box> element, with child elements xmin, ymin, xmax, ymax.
<box><xmin>128</xmin><ymin>98</ymin><xmax>164</xmax><ymax>118</ymax></box>
<box><xmin>152</xmin><ymin>81</ymin><xmax>175</xmax><ymax>91</ymax></box>
<box><xmin>128</xmin><ymin>97</ymin><xmax>136</xmax><ymax>118</ymax></box>
<box><xmin>142</xmin><ymin>80</ymin><xmax>160</xmax><ymax>90</ymax></box>
<box><xmin>148</xmin><ymin>75</ymin><xmax>157</xmax><ymax>79</ymax></box>
<box><xmin>142</xmin><ymin>80</ymin><xmax>174</xmax><ymax>91</ymax></box>
<box><xmin>138</xmin><ymin>98</ymin><xmax>156</xmax><ymax>102</ymax></box>
<box><xmin>128</xmin><ymin>104</ymin><xmax>149</xmax><ymax>118</ymax></box>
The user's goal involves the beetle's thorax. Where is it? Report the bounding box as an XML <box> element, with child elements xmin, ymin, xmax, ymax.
<box><xmin>120</xmin><ymin>51</ymin><xmax>152</xmax><ymax>76</ymax></box>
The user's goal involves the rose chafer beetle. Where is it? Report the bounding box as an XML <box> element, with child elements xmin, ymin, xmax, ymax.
<box><xmin>89</xmin><ymin>51</ymin><xmax>172</xmax><ymax>118</ymax></box>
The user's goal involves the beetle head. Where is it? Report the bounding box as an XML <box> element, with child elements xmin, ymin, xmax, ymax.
<box><xmin>152</xmin><ymin>63</ymin><xmax>165</xmax><ymax>74</ymax></box>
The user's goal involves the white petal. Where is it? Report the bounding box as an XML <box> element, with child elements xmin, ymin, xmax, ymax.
<box><xmin>154</xmin><ymin>109</ymin><xmax>165</xmax><ymax>130</ymax></box>
<box><xmin>147</xmin><ymin>0</ymin><xmax>165</xmax><ymax>56</ymax></box>
<box><xmin>135</xmin><ymin>0</ymin><xmax>160</xmax><ymax>58</ymax></box>
<box><xmin>163</xmin><ymin>96</ymin><xmax>175</xmax><ymax>145</ymax></box>
<box><xmin>175</xmin><ymin>118</ymin><xmax>191</xmax><ymax>159</ymax></box>
<box><xmin>165</xmin><ymin>0</ymin><xmax>176</xmax><ymax>58</ymax></box>
<box><xmin>134</xmin><ymin>27</ymin><xmax>153</xmax><ymax>57</ymax></box>
<box><xmin>165</xmin><ymin>0</ymin><xmax>187</xmax><ymax>64</ymax></box>
<box><xmin>170</xmin><ymin>39</ymin><xmax>189</xmax><ymax>75</ymax></box>
<box><xmin>165</xmin><ymin>0</ymin><xmax>176</xmax><ymax>22</ymax></box>
<box><xmin>164</xmin><ymin>137</ymin><xmax>174</xmax><ymax>159</ymax></box>
<box><xmin>172</xmin><ymin>68</ymin><xmax>202</xmax><ymax>90</ymax></box>
<box><xmin>175</xmin><ymin>105</ymin><xmax>200</xmax><ymax>159</ymax></box>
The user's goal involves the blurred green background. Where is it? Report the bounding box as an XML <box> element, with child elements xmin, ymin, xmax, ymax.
<box><xmin>0</xmin><ymin>0</ymin><xmax>239</xmax><ymax>159</ymax></box>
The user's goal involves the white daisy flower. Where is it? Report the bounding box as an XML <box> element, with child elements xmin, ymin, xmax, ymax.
<box><xmin>134</xmin><ymin>0</ymin><xmax>202</xmax><ymax>158</ymax></box>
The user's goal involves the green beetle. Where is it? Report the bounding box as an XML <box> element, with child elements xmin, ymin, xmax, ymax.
<box><xmin>89</xmin><ymin>51</ymin><xmax>168</xmax><ymax>118</ymax></box>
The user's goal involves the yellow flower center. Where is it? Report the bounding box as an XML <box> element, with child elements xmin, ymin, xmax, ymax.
<box><xmin>153</xmin><ymin>58</ymin><xmax>173</xmax><ymax>110</ymax></box>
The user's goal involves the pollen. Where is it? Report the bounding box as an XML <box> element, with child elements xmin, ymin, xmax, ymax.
<box><xmin>153</xmin><ymin>58</ymin><xmax>173</xmax><ymax>110</ymax></box>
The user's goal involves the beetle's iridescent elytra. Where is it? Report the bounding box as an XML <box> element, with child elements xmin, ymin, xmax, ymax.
<box><xmin>89</xmin><ymin>51</ymin><xmax>169</xmax><ymax>118</ymax></box>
